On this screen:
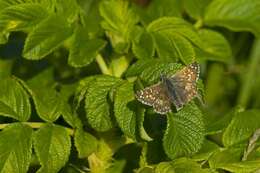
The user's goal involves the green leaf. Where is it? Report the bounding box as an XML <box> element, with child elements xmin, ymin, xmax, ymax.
<box><xmin>77</xmin><ymin>0</ymin><xmax>103</xmax><ymax>37</ymax></box>
<box><xmin>99</xmin><ymin>0</ymin><xmax>139</xmax><ymax>53</ymax></box>
<box><xmin>85</xmin><ymin>75</ymin><xmax>122</xmax><ymax>131</ymax></box>
<box><xmin>74</xmin><ymin>76</ymin><xmax>97</xmax><ymax>111</ymax></box>
<box><xmin>61</xmin><ymin>101</ymin><xmax>81</xmax><ymax>128</ymax></box>
<box><xmin>0</xmin><ymin>4</ymin><xmax>48</xmax><ymax>32</ymax></box>
<box><xmin>209</xmin><ymin>147</ymin><xmax>260</xmax><ymax>173</ymax></box>
<box><xmin>33</xmin><ymin>123</ymin><xmax>71</xmax><ymax>173</ymax></box>
<box><xmin>138</xmin><ymin>105</ymin><xmax>153</xmax><ymax>141</ymax></box>
<box><xmin>27</xmin><ymin>67</ymin><xmax>55</xmax><ymax>89</ymax></box>
<box><xmin>204</xmin><ymin>0</ymin><xmax>260</xmax><ymax>37</ymax></box>
<box><xmin>58</xmin><ymin>84</ymin><xmax>81</xmax><ymax>128</ymax></box>
<box><xmin>155</xmin><ymin>158</ymin><xmax>214</xmax><ymax>173</ymax></box>
<box><xmin>183</xmin><ymin>0</ymin><xmax>212</xmax><ymax>19</ymax></box>
<box><xmin>0</xmin><ymin>0</ymin><xmax>25</xmax><ymax>11</ymax></box>
<box><xmin>147</xmin><ymin>17</ymin><xmax>202</xmax><ymax>63</ymax></box>
<box><xmin>163</xmin><ymin>103</ymin><xmax>204</xmax><ymax>159</ymax></box>
<box><xmin>114</xmin><ymin>81</ymin><xmax>152</xmax><ymax>140</ymax></box>
<box><xmin>23</xmin><ymin>14</ymin><xmax>73</xmax><ymax>59</ymax></box>
<box><xmin>107</xmin><ymin>160</ymin><xmax>126</xmax><ymax>173</ymax></box>
<box><xmin>0</xmin><ymin>77</ymin><xmax>31</xmax><ymax>121</ymax></box>
<box><xmin>223</xmin><ymin>109</ymin><xmax>260</xmax><ymax>147</ymax></box>
<box><xmin>126</xmin><ymin>59</ymin><xmax>182</xmax><ymax>85</ymax></box>
<box><xmin>31</xmin><ymin>87</ymin><xmax>63</xmax><ymax>122</ymax></box>
<box><xmin>74</xmin><ymin>128</ymin><xmax>98</xmax><ymax>158</ymax></box>
<box><xmin>196</xmin><ymin>29</ymin><xmax>232</xmax><ymax>63</ymax></box>
<box><xmin>54</xmin><ymin>0</ymin><xmax>79</xmax><ymax>22</ymax></box>
<box><xmin>133</xmin><ymin>0</ymin><xmax>182</xmax><ymax>25</ymax></box>
<box><xmin>136</xmin><ymin>167</ymin><xmax>154</xmax><ymax>173</ymax></box>
<box><xmin>192</xmin><ymin>140</ymin><xmax>220</xmax><ymax>161</ymax></box>
<box><xmin>68</xmin><ymin>26</ymin><xmax>106</xmax><ymax>67</ymax></box>
<box><xmin>132</xmin><ymin>28</ymin><xmax>155</xmax><ymax>59</ymax></box>
<box><xmin>206</xmin><ymin>107</ymin><xmax>238</xmax><ymax>135</ymax></box>
<box><xmin>0</xmin><ymin>123</ymin><xmax>33</xmax><ymax>173</ymax></box>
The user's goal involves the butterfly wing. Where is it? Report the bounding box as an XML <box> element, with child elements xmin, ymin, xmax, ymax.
<box><xmin>136</xmin><ymin>83</ymin><xmax>172</xmax><ymax>114</ymax></box>
<box><xmin>162</xmin><ymin>62</ymin><xmax>200</xmax><ymax>110</ymax></box>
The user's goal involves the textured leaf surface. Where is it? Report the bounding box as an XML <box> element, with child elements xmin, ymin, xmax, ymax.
<box><xmin>209</xmin><ymin>147</ymin><xmax>260</xmax><ymax>173</ymax></box>
<box><xmin>31</xmin><ymin>87</ymin><xmax>63</xmax><ymax>122</ymax></box>
<box><xmin>197</xmin><ymin>29</ymin><xmax>232</xmax><ymax>63</ymax></box>
<box><xmin>114</xmin><ymin>81</ymin><xmax>151</xmax><ymax>140</ymax></box>
<box><xmin>0</xmin><ymin>123</ymin><xmax>33</xmax><ymax>173</ymax></box>
<box><xmin>61</xmin><ymin>101</ymin><xmax>81</xmax><ymax>128</ymax></box>
<box><xmin>155</xmin><ymin>158</ymin><xmax>214</xmax><ymax>173</ymax></box>
<box><xmin>85</xmin><ymin>75</ymin><xmax>122</xmax><ymax>131</ymax></box>
<box><xmin>204</xmin><ymin>0</ymin><xmax>260</xmax><ymax>37</ymax></box>
<box><xmin>33</xmin><ymin>124</ymin><xmax>71</xmax><ymax>173</ymax></box>
<box><xmin>68</xmin><ymin>26</ymin><xmax>106</xmax><ymax>67</ymax></box>
<box><xmin>0</xmin><ymin>4</ymin><xmax>48</xmax><ymax>32</ymax></box>
<box><xmin>147</xmin><ymin>17</ymin><xmax>202</xmax><ymax>63</ymax></box>
<box><xmin>223</xmin><ymin>109</ymin><xmax>260</xmax><ymax>147</ymax></box>
<box><xmin>54</xmin><ymin>0</ymin><xmax>79</xmax><ymax>22</ymax></box>
<box><xmin>114</xmin><ymin>82</ymin><xmax>137</xmax><ymax>139</ymax></box>
<box><xmin>126</xmin><ymin>59</ymin><xmax>182</xmax><ymax>85</ymax></box>
<box><xmin>23</xmin><ymin>14</ymin><xmax>73</xmax><ymax>59</ymax></box>
<box><xmin>192</xmin><ymin>140</ymin><xmax>220</xmax><ymax>161</ymax></box>
<box><xmin>99</xmin><ymin>0</ymin><xmax>139</xmax><ymax>53</ymax></box>
<box><xmin>132</xmin><ymin>29</ymin><xmax>155</xmax><ymax>59</ymax></box>
<box><xmin>78</xmin><ymin>0</ymin><xmax>103</xmax><ymax>36</ymax></box>
<box><xmin>0</xmin><ymin>77</ymin><xmax>31</xmax><ymax>121</ymax></box>
<box><xmin>163</xmin><ymin>103</ymin><xmax>204</xmax><ymax>159</ymax></box>
<box><xmin>74</xmin><ymin>128</ymin><xmax>98</xmax><ymax>158</ymax></box>
<box><xmin>0</xmin><ymin>0</ymin><xmax>26</xmax><ymax>11</ymax></box>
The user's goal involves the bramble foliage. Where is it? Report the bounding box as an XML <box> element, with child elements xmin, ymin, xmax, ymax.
<box><xmin>0</xmin><ymin>0</ymin><xmax>260</xmax><ymax>172</ymax></box>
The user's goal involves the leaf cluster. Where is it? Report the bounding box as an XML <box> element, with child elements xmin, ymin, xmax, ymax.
<box><xmin>0</xmin><ymin>0</ymin><xmax>260</xmax><ymax>172</ymax></box>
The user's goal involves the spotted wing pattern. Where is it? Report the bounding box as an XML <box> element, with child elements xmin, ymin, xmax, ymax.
<box><xmin>163</xmin><ymin>62</ymin><xmax>200</xmax><ymax>110</ymax></box>
<box><xmin>136</xmin><ymin>62</ymin><xmax>200</xmax><ymax>114</ymax></box>
<box><xmin>135</xmin><ymin>83</ymin><xmax>171</xmax><ymax>114</ymax></box>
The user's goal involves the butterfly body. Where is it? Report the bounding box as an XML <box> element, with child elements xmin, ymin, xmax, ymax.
<box><xmin>136</xmin><ymin>62</ymin><xmax>200</xmax><ymax>114</ymax></box>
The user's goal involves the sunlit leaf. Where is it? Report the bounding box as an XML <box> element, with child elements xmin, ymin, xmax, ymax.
<box><xmin>223</xmin><ymin>109</ymin><xmax>260</xmax><ymax>147</ymax></box>
<box><xmin>84</xmin><ymin>75</ymin><xmax>122</xmax><ymax>131</ymax></box>
<box><xmin>204</xmin><ymin>0</ymin><xmax>260</xmax><ymax>37</ymax></box>
<box><xmin>0</xmin><ymin>123</ymin><xmax>33</xmax><ymax>173</ymax></box>
<box><xmin>197</xmin><ymin>29</ymin><xmax>232</xmax><ymax>63</ymax></box>
<box><xmin>0</xmin><ymin>4</ymin><xmax>48</xmax><ymax>32</ymax></box>
<box><xmin>74</xmin><ymin>128</ymin><xmax>98</xmax><ymax>158</ymax></box>
<box><xmin>68</xmin><ymin>26</ymin><xmax>106</xmax><ymax>67</ymax></box>
<box><xmin>99</xmin><ymin>0</ymin><xmax>139</xmax><ymax>53</ymax></box>
<box><xmin>147</xmin><ymin>17</ymin><xmax>202</xmax><ymax>63</ymax></box>
<box><xmin>23</xmin><ymin>14</ymin><xmax>73</xmax><ymax>59</ymax></box>
<box><xmin>0</xmin><ymin>77</ymin><xmax>31</xmax><ymax>121</ymax></box>
<box><xmin>33</xmin><ymin>123</ymin><xmax>71</xmax><ymax>173</ymax></box>
<box><xmin>114</xmin><ymin>81</ymin><xmax>152</xmax><ymax>140</ymax></box>
<box><xmin>163</xmin><ymin>103</ymin><xmax>204</xmax><ymax>159</ymax></box>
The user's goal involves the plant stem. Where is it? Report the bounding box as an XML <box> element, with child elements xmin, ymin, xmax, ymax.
<box><xmin>237</xmin><ymin>39</ymin><xmax>260</xmax><ymax>108</ymax></box>
<box><xmin>0</xmin><ymin>122</ymin><xmax>74</xmax><ymax>135</ymax></box>
<box><xmin>194</xmin><ymin>19</ymin><xmax>203</xmax><ymax>29</ymax></box>
<box><xmin>96</xmin><ymin>54</ymin><xmax>112</xmax><ymax>75</ymax></box>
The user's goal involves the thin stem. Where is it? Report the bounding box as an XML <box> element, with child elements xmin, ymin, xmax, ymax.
<box><xmin>194</xmin><ymin>19</ymin><xmax>203</xmax><ymax>29</ymax></box>
<box><xmin>237</xmin><ymin>39</ymin><xmax>260</xmax><ymax>108</ymax></box>
<box><xmin>96</xmin><ymin>54</ymin><xmax>112</xmax><ymax>75</ymax></box>
<box><xmin>0</xmin><ymin>122</ymin><xmax>74</xmax><ymax>135</ymax></box>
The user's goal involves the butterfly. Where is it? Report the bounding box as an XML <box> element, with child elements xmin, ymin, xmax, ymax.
<box><xmin>135</xmin><ymin>62</ymin><xmax>200</xmax><ymax>114</ymax></box>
